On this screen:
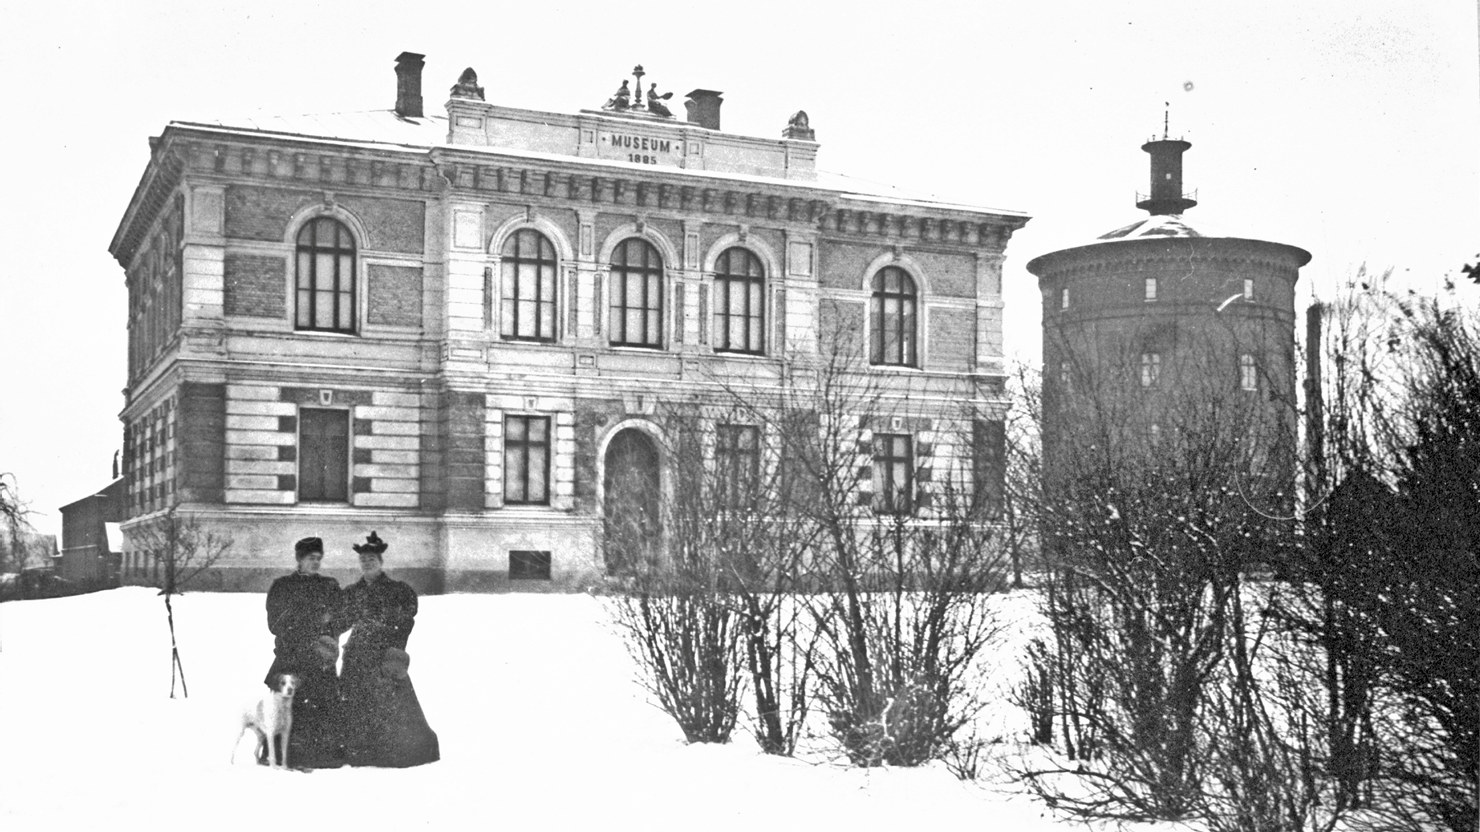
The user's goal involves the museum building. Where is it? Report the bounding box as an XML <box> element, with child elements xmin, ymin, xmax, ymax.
<box><xmin>111</xmin><ymin>53</ymin><xmax>1029</xmax><ymax>591</ymax></box>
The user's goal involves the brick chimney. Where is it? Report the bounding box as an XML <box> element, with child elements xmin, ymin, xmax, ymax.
<box><xmin>684</xmin><ymin>90</ymin><xmax>723</xmax><ymax>130</ymax></box>
<box><xmin>394</xmin><ymin>52</ymin><xmax>425</xmax><ymax>119</ymax></box>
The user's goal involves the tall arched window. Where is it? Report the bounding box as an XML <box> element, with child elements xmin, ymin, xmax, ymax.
<box><xmin>295</xmin><ymin>217</ymin><xmax>357</xmax><ymax>333</ymax></box>
<box><xmin>501</xmin><ymin>229</ymin><xmax>558</xmax><ymax>342</ymax></box>
<box><xmin>610</xmin><ymin>238</ymin><xmax>664</xmax><ymax>348</ymax></box>
<box><xmin>870</xmin><ymin>266</ymin><xmax>917</xmax><ymax>366</ymax></box>
<box><xmin>714</xmin><ymin>247</ymin><xmax>765</xmax><ymax>354</ymax></box>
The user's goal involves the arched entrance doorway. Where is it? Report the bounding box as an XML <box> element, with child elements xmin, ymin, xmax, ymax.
<box><xmin>602</xmin><ymin>428</ymin><xmax>661</xmax><ymax>575</ymax></box>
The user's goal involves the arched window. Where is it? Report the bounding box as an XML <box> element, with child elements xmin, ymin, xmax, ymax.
<box><xmin>295</xmin><ymin>217</ymin><xmax>357</xmax><ymax>333</ymax></box>
<box><xmin>501</xmin><ymin>229</ymin><xmax>558</xmax><ymax>342</ymax></box>
<box><xmin>610</xmin><ymin>238</ymin><xmax>664</xmax><ymax>348</ymax></box>
<box><xmin>870</xmin><ymin>266</ymin><xmax>917</xmax><ymax>366</ymax></box>
<box><xmin>714</xmin><ymin>248</ymin><xmax>765</xmax><ymax>354</ymax></box>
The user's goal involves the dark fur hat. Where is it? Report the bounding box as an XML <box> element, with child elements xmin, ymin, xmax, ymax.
<box><xmin>294</xmin><ymin>537</ymin><xmax>324</xmax><ymax>558</ymax></box>
<box><xmin>353</xmin><ymin>531</ymin><xmax>388</xmax><ymax>558</ymax></box>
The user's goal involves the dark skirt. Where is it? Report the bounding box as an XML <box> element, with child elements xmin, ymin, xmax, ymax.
<box><xmin>340</xmin><ymin>648</ymin><xmax>440</xmax><ymax>768</ymax></box>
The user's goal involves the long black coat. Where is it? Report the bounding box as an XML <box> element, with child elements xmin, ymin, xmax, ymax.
<box><xmin>263</xmin><ymin>571</ymin><xmax>346</xmax><ymax>767</ymax></box>
<box><xmin>340</xmin><ymin>573</ymin><xmax>439</xmax><ymax>767</ymax></box>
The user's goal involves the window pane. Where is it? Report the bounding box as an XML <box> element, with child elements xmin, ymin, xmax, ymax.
<box><xmin>297</xmin><ymin>252</ymin><xmax>313</xmax><ymax>289</ymax></box>
<box><xmin>501</xmin><ymin>296</ymin><xmax>516</xmax><ymax>334</ymax></box>
<box><xmin>506</xmin><ymin>417</ymin><xmax>526</xmax><ymax>442</ymax></box>
<box><xmin>296</xmin><ymin>289</ymin><xmax>312</xmax><ymax>327</ymax></box>
<box><xmin>646</xmin><ymin>274</ymin><xmax>662</xmax><ymax>311</ymax></box>
<box><xmin>529</xmin><ymin>418</ymin><xmax>548</xmax><ymax>443</ymax></box>
<box><xmin>501</xmin><ymin>262</ymin><xmax>517</xmax><ymax>302</ymax></box>
<box><xmin>315</xmin><ymin>253</ymin><xmax>337</xmax><ymax>291</ymax></box>
<box><xmin>645</xmin><ymin>307</ymin><xmax>661</xmax><ymax>345</ymax></box>
<box><xmin>337</xmin><ymin>293</ymin><xmax>353</xmax><ymax>331</ymax></box>
<box><xmin>507</xmin><ymin>445</ymin><xmax>527</xmax><ymax>499</ymax></box>
<box><xmin>315</xmin><ymin>291</ymin><xmax>335</xmax><ymax>328</ymax></box>
<box><xmin>528</xmin><ymin>447</ymin><xmax>548</xmax><ymax>500</ymax></box>
<box><xmin>518</xmin><ymin>263</ymin><xmax>539</xmax><ymax>300</ymax></box>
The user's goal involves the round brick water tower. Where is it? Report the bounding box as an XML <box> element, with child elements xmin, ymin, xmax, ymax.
<box><xmin>1027</xmin><ymin>135</ymin><xmax>1310</xmax><ymax>499</ymax></box>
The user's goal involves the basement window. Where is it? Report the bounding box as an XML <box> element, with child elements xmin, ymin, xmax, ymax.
<box><xmin>509</xmin><ymin>550</ymin><xmax>552</xmax><ymax>580</ymax></box>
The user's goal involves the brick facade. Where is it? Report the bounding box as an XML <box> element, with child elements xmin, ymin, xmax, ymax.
<box><xmin>223</xmin><ymin>252</ymin><xmax>286</xmax><ymax>318</ymax></box>
<box><xmin>366</xmin><ymin>265</ymin><xmax>423</xmax><ymax>326</ymax></box>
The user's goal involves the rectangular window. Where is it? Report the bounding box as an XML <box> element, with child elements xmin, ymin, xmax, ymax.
<box><xmin>1060</xmin><ymin>287</ymin><xmax>1070</xmax><ymax>310</ymax></box>
<box><xmin>1243</xmin><ymin>278</ymin><xmax>1254</xmax><ymax>301</ymax></box>
<box><xmin>509</xmin><ymin>550</ymin><xmax>552</xmax><ymax>580</ymax></box>
<box><xmin>716</xmin><ymin>424</ymin><xmax>761</xmax><ymax>508</ymax></box>
<box><xmin>1140</xmin><ymin>352</ymin><xmax>1161</xmax><ymax>388</ymax></box>
<box><xmin>1059</xmin><ymin>360</ymin><xmax>1072</xmax><ymax>390</ymax></box>
<box><xmin>1240</xmin><ymin>353</ymin><xmax>1258</xmax><ymax>391</ymax></box>
<box><xmin>299</xmin><ymin>408</ymin><xmax>349</xmax><ymax>503</ymax></box>
<box><xmin>1145</xmin><ymin>276</ymin><xmax>1158</xmax><ymax>302</ymax></box>
<box><xmin>972</xmin><ymin>419</ymin><xmax>1005</xmax><ymax>517</ymax></box>
<box><xmin>872</xmin><ymin>433</ymin><xmax>914</xmax><ymax>514</ymax></box>
<box><xmin>504</xmin><ymin>415</ymin><xmax>551</xmax><ymax>505</ymax></box>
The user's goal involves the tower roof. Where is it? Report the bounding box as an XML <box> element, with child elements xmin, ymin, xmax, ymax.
<box><xmin>1097</xmin><ymin>214</ymin><xmax>1208</xmax><ymax>240</ymax></box>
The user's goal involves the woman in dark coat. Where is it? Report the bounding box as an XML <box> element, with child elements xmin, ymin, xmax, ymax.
<box><xmin>340</xmin><ymin>531</ymin><xmax>440</xmax><ymax>767</ymax></box>
<box><xmin>263</xmin><ymin>536</ymin><xmax>347</xmax><ymax>768</ymax></box>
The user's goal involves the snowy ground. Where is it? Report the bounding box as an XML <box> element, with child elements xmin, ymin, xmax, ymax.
<box><xmin>0</xmin><ymin>588</ymin><xmax>1181</xmax><ymax>831</ymax></box>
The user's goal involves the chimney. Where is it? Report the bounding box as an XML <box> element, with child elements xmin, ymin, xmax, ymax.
<box><xmin>394</xmin><ymin>52</ymin><xmax>425</xmax><ymax>119</ymax></box>
<box><xmin>684</xmin><ymin>90</ymin><xmax>723</xmax><ymax>130</ymax></box>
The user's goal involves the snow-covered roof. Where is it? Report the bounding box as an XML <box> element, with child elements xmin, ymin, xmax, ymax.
<box><xmin>166</xmin><ymin>108</ymin><xmax>1026</xmax><ymax>219</ymax></box>
<box><xmin>1096</xmin><ymin>214</ymin><xmax>1211</xmax><ymax>241</ymax></box>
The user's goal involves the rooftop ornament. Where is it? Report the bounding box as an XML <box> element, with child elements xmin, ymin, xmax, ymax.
<box><xmin>602</xmin><ymin>65</ymin><xmax>674</xmax><ymax>118</ymax></box>
<box><xmin>450</xmin><ymin>67</ymin><xmax>485</xmax><ymax>101</ymax></box>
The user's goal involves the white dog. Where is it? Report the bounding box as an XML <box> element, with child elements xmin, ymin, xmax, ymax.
<box><xmin>236</xmin><ymin>673</ymin><xmax>298</xmax><ymax>769</ymax></box>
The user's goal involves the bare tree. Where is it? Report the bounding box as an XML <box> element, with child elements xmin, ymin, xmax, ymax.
<box><xmin>606</xmin><ymin>305</ymin><xmax>1012</xmax><ymax>766</ymax></box>
<box><xmin>1021</xmin><ymin>328</ymin><xmax>1318</xmax><ymax>824</ymax></box>
<box><xmin>0</xmin><ymin>472</ymin><xmax>31</xmax><ymax>600</ymax></box>
<box><xmin>128</xmin><ymin>508</ymin><xmax>232</xmax><ymax>698</ymax></box>
<box><xmin>762</xmin><ymin>307</ymin><xmax>1012</xmax><ymax>767</ymax></box>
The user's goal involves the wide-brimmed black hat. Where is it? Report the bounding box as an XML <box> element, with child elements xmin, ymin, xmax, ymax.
<box><xmin>353</xmin><ymin>531</ymin><xmax>388</xmax><ymax>557</ymax></box>
<box><xmin>294</xmin><ymin>537</ymin><xmax>324</xmax><ymax>558</ymax></box>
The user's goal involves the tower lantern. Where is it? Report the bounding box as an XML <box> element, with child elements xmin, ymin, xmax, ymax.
<box><xmin>1136</xmin><ymin>107</ymin><xmax>1197</xmax><ymax>216</ymax></box>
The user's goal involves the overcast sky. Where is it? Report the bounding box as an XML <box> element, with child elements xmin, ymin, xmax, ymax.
<box><xmin>1</xmin><ymin>0</ymin><xmax>1476</xmax><ymax>537</ymax></box>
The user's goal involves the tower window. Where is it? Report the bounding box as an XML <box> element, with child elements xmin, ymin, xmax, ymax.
<box><xmin>1145</xmin><ymin>277</ymin><xmax>1158</xmax><ymax>302</ymax></box>
<box><xmin>1060</xmin><ymin>287</ymin><xmax>1070</xmax><ymax>310</ymax></box>
<box><xmin>1240</xmin><ymin>353</ymin><xmax>1258</xmax><ymax>391</ymax></box>
<box><xmin>1140</xmin><ymin>352</ymin><xmax>1161</xmax><ymax>388</ymax></box>
<box><xmin>1243</xmin><ymin>278</ymin><xmax>1255</xmax><ymax>301</ymax></box>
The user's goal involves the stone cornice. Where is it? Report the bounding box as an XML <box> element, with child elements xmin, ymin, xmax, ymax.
<box><xmin>1027</xmin><ymin>235</ymin><xmax>1311</xmax><ymax>278</ymax></box>
<box><xmin>428</xmin><ymin>148</ymin><xmax>833</xmax><ymax>227</ymax></box>
<box><xmin>115</xmin><ymin>124</ymin><xmax>1033</xmax><ymax>266</ymax></box>
<box><xmin>110</xmin><ymin>140</ymin><xmax>186</xmax><ymax>269</ymax></box>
